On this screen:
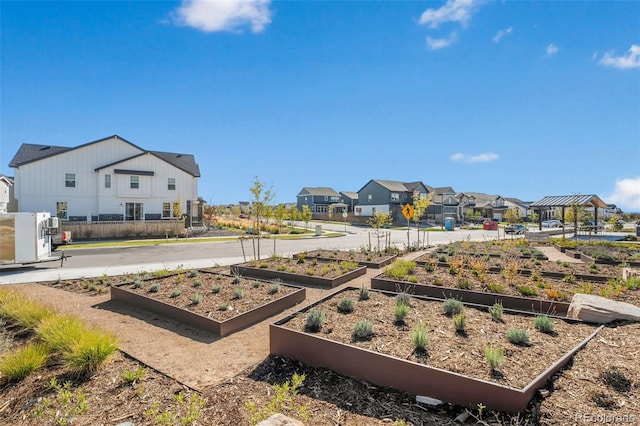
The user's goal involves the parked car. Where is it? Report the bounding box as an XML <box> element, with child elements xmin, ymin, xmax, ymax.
<box><xmin>238</xmin><ymin>214</ymin><xmax>249</xmax><ymax>219</ymax></box>
<box><xmin>541</xmin><ymin>220</ymin><xmax>564</xmax><ymax>228</ymax></box>
<box><xmin>505</xmin><ymin>224</ymin><xmax>526</xmax><ymax>234</ymax></box>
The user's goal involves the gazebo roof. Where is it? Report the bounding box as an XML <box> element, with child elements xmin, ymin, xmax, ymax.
<box><xmin>530</xmin><ymin>195</ymin><xmax>608</xmax><ymax>209</ymax></box>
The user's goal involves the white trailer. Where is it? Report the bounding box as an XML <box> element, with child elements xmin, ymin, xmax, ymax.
<box><xmin>0</xmin><ymin>212</ymin><xmax>68</xmax><ymax>266</ymax></box>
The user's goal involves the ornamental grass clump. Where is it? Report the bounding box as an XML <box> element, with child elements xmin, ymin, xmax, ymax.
<box><xmin>36</xmin><ymin>314</ymin><xmax>86</xmax><ymax>352</ymax></box>
<box><xmin>212</xmin><ymin>285</ymin><xmax>221</xmax><ymax>294</ymax></box>
<box><xmin>411</xmin><ymin>323</ymin><xmax>430</xmax><ymax>351</ymax></box>
<box><xmin>0</xmin><ymin>290</ymin><xmax>55</xmax><ymax>329</ymax></box>
<box><xmin>148</xmin><ymin>284</ymin><xmax>160</xmax><ymax>293</ymax></box>
<box><xmin>359</xmin><ymin>286</ymin><xmax>370</xmax><ymax>301</ymax></box>
<box><xmin>305</xmin><ymin>309</ymin><xmax>325</xmax><ymax>332</ymax></box>
<box><xmin>0</xmin><ymin>342</ymin><xmax>51</xmax><ymax>381</ymax></box>
<box><xmin>453</xmin><ymin>313</ymin><xmax>467</xmax><ymax>334</ymax></box>
<box><xmin>485</xmin><ymin>344</ymin><xmax>504</xmax><ymax>371</ymax></box>
<box><xmin>62</xmin><ymin>327</ymin><xmax>118</xmax><ymax>374</ymax></box>
<box><xmin>133</xmin><ymin>279</ymin><xmax>144</xmax><ymax>289</ymax></box>
<box><xmin>534</xmin><ymin>316</ymin><xmax>555</xmax><ymax>334</ymax></box>
<box><xmin>506</xmin><ymin>328</ymin><xmax>530</xmax><ymax>346</ymax></box>
<box><xmin>352</xmin><ymin>320</ymin><xmax>374</xmax><ymax>341</ymax></box>
<box><xmin>170</xmin><ymin>290</ymin><xmax>182</xmax><ymax>298</ymax></box>
<box><xmin>268</xmin><ymin>283</ymin><xmax>280</xmax><ymax>295</ymax></box>
<box><xmin>393</xmin><ymin>303</ymin><xmax>410</xmax><ymax>324</ymax></box>
<box><xmin>337</xmin><ymin>298</ymin><xmax>355</xmax><ymax>314</ymax></box>
<box><xmin>396</xmin><ymin>292</ymin><xmax>411</xmax><ymax>307</ymax></box>
<box><xmin>442</xmin><ymin>299</ymin><xmax>464</xmax><ymax>316</ymax></box>
<box><xmin>489</xmin><ymin>302</ymin><xmax>503</xmax><ymax>322</ymax></box>
<box><xmin>233</xmin><ymin>288</ymin><xmax>244</xmax><ymax>300</ymax></box>
<box><xmin>191</xmin><ymin>293</ymin><xmax>203</xmax><ymax>305</ymax></box>
<box><xmin>384</xmin><ymin>260</ymin><xmax>416</xmax><ymax>280</ymax></box>
<box><xmin>192</xmin><ymin>280</ymin><xmax>202</xmax><ymax>288</ymax></box>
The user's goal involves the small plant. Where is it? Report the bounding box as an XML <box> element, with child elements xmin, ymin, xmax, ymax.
<box><xmin>268</xmin><ymin>283</ymin><xmax>280</xmax><ymax>294</ymax></box>
<box><xmin>259</xmin><ymin>263</ymin><xmax>269</xmax><ymax>268</ymax></box>
<box><xmin>562</xmin><ymin>274</ymin><xmax>576</xmax><ymax>284</ymax></box>
<box><xmin>212</xmin><ymin>285</ymin><xmax>221</xmax><ymax>294</ymax></box>
<box><xmin>384</xmin><ymin>260</ymin><xmax>416</xmax><ymax>280</ymax></box>
<box><xmin>533</xmin><ymin>315</ymin><xmax>555</xmax><ymax>334</ymax></box>
<box><xmin>486</xmin><ymin>282</ymin><xmax>505</xmax><ymax>293</ymax></box>
<box><xmin>305</xmin><ymin>309</ymin><xmax>325</xmax><ymax>332</ymax></box>
<box><xmin>396</xmin><ymin>292</ymin><xmax>411</xmax><ymax>306</ymax></box>
<box><xmin>170</xmin><ymin>289</ymin><xmax>182</xmax><ymax>298</ymax></box>
<box><xmin>337</xmin><ymin>297</ymin><xmax>355</xmax><ymax>313</ymax></box>
<box><xmin>601</xmin><ymin>366</ymin><xmax>631</xmax><ymax>393</ymax></box>
<box><xmin>576</xmin><ymin>282</ymin><xmax>594</xmax><ymax>294</ymax></box>
<box><xmin>352</xmin><ymin>320</ymin><xmax>374</xmax><ymax>341</ymax></box>
<box><xmin>442</xmin><ymin>298</ymin><xmax>464</xmax><ymax>316</ymax></box>
<box><xmin>121</xmin><ymin>366</ymin><xmax>147</xmax><ymax>385</ymax></box>
<box><xmin>411</xmin><ymin>323</ymin><xmax>430</xmax><ymax>351</ymax></box>
<box><xmin>296</xmin><ymin>257</ymin><xmax>305</xmax><ymax>264</ymax></box>
<box><xmin>133</xmin><ymin>279</ymin><xmax>144</xmax><ymax>288</ymax></box>
<box><xmin>546</xmin><ymin>288</ymin><xmax>569</xmax><ymax>301</ymax></box>
<box><xmin>191</xmin><ymin>293</ymin><xmax>203</xmax><ymax>305</ymax></box>
<box><xmin>189</xmin><ymin>269</ymin><xmax>199</xmax><ymax>278</ymax></box>
<box><xmin>0</xmin><ymin>342</ymin><xmax>50</xmax><ymax>381</ymax></box>
<box><xmin>485</xmin><ymin>344</ymin><xmax>504</xmax><ymax>371</ymax></box>
<box><xmin>489</xmin><ymin>302</ymin><xmax>503</xmax><ymax>322</ymax></box>
<box><xmin>305</xmin><ymin>269</ymin><xmax>316</xmax><ymax>276</ymax></box>
<box><xmin>591</xmin><ymin>390</ymin><xmax>617</xmax><ymax>409</ymax></box>
<box><xmin>516</xmin><ymin>285</ymin><xmax>537</xmax><ymax>297</ymax></box>
<box><xmin>393</xmin><ymin>303</ymin><xmax>410</xmax><ymax>324</ymax></box>
<box><xmin>253</xmin><ymin>280</ymin><xmax>261</xmax><ymax>288</ymax></box>
<box><xmin>457</xmin><ymin>278</ymin><xmax>472</xmax><ymax>289</ymax></box>
<box><xmin>588</xmin><ymin>262</ymin><xmax>599</xmax><ymax>274</ymax></box>
<box><xmin>359</xmin><ymin>286</ymin><xmax>370</xmax><ymax>301</ymax></box>
<box><xmin>218</xmin><ymin>302</ymin><xmax>230</xmax><ymax>311</ymax></box>
<box><xmin>506</xmin><ymin>328</ymin><xmax>530</xmax><ymax>346</ymax></box>
<box><xmin>246</xmin><ymin>373</ymin><xmax>308</xmax><ymax>425</ymax></box>
<box><xmin>232</xmin><ymin>288</ymin><xmax>244</xmax><ymax>300</ymax></box>
<box><xmin>148</xmin><ymin>284</ymin><xmax>160</xmax><ymax>293</ymax></box>
<box><xmin>232</xmin><ymin>273</ymin><xmax>242</xmax><ymax>284</ymax></box>
<box><xmin>453</xmin><ymin>313</ymin><xmax>467</xmax><ymax>334</ymax></box>
<box><xmin>408</xmin><ymin>276</ymin><xmax>419</xmax><ymax>283</ymax></box>
<box><xmin>62</xmin><ymin>328</ymin><xmax>118</xmax><ymax>374</ymax></box>
<box><xmin>192</xmin><ymin>279</ymin><xmax>202</xmax><ymax>288</ymax></box>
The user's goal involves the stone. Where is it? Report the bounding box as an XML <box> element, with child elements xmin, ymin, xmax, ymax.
<box><xmin>567</xmin><ymin>294</ymin><xmax>640</xmax><ymax>324</ymax></box>
<box><xmin>256</xmin><ymin>413</ymin><xmax>304</xmax><ymax>426</ymax></box>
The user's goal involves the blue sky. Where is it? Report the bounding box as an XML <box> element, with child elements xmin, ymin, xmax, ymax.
<box><xmin>2</xmin><ymin>0</ymin><xmax>639</xmax><ymax>211</ymax></box>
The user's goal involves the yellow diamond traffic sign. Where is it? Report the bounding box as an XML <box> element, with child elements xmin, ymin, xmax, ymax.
<box><xmin>402</xmin><ymin>204</ymin><xmax>414</xmax><ymax>221</ymax></box>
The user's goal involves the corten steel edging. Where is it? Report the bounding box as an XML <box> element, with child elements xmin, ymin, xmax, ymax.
<box><xmin>111</xmin><ymin>284</ymin><xmax>306</xmax><ymax>337</ymax></box>
<box><xmin>230</xmin><ymin>265</ymin><xmax>367</xmax><ymax>288</ymax></box>
<box><xmin>270</xmin><ymin>289</ymin><xmax>604</xmax><ymax>413</ymax></box>
<box><xmin>370</xmin><ymin>275</ymin><xmax>571</xmax><ymax>316</ymax></box>
<box><xmin>298</xmin><ymin>252</ymin><xmax>398</xmax><ymax>269</ymax></box>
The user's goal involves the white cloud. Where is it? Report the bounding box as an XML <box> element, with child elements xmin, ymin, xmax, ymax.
<box><xmin>450</xmin><ymin>152</ymin><xmax>499</xmax><ymax>163</ymax></box>
<box><xmin>172</xmin><ymin>0</ymin><xmax>272</xmax><ymax>33</ymax></box>
<box><xmin>419</xmin><ymin>0</ymin><xmax>482</xmax><ymax>29</ymax></box>
<box><xmin>492</xmin><ymin>26</ymin><xmax>513</xmax><ymax>43</ymax></box>
<box><xmin>599</xmin><ymin>44</ymin><xmax>640</xmax><ymax>70</ymax></box>
<box><xmin>427</xmin><ymin>33</ymin><xmax>457</xmax><ymax>50</ymax></box>
<box><xmin>605</xmin><ymin>177</ymin><xmax>640</xmax><ymax>211</ymax></box>
<box><xmin>545</xmin><ymin>43</ymin><xmax>559</xmax><ymax>57</ymax></box>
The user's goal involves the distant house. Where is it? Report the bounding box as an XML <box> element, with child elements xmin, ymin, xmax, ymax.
<box><xmin>0</xmin><ymin>175</ymin><xmax>16</xmax><ymax>213</ymax></box>
<box><xmin>355</xmin><ymin>179</ymin><xmax>430</xmax><ymax>223</ymax></box>
<box><xmin>339</xmin><ymin>191</ymin><xmax>359</xmax><ymax>212</ymax></box>
<box><xmin>426</xmin><ymin>186</ymin><xmax>459</xmax><ymax>223</ymax></box>
<box><xmin>458</xmin><ymin>192</ymin><xmax>507</xmax><ymax>221</ymax></box>
<box><xmin>296</xmin><ymin>187</ymin><xmax>341</xmax><ymax>214</ymax></box>
<box><xmin>8</xmin><ymin>135</ymin><xmax>201</xmax><ymax>223</ymax></box>
<box><xmin>504</xmin><ymin>197</ymin><xmax>532</xmax><ymax>221</ymax></box>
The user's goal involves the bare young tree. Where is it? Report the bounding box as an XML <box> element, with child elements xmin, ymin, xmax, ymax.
<box><xmin>249</xmin><ymin>177</ymin><xmax>275</xmax><ymax>260</ymax></box>
<box><xmin>368</xmin><ymin>210</ymin><xmax>393</xmax><ymax>252</ymax></box>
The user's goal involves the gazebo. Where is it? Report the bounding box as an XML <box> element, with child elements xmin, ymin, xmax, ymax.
<box><xmin>529</xmin><ymin>194</ymin><xmax>608</xmax><ymax>232</ymax></box>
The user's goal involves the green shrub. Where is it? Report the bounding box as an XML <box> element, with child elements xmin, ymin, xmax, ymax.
<box><xmin>384</xmin><ymin>261</ymin><xmax>416</xmax><ymax>280</ymax></box>
<box><xmin>485</xmin><ymin>344</ymin><xmax>504</xmax><ymax>371</ymax></box>
<box><xmin>506</xmin><ymin>328</ymin><xmax>530</xmax><ymax>346</ymax></box>
<box><xmin>394</xmin><ymin>303</ymin><xmax>410</xmax><ymax>324</ymax></box>
<box><xmin>457</xmin><ymin>278</ymin><xmax>472</xmax><ymax>289</ymax></box>
<box><xmin>212</xmin><ymin>285</ymin><xmax>221</xmax><ymax>294</ymax></box>
<box><xmin>442</xmin><ymin>299</ymin><xmax>464</xmax><ymax>316</ymax></box>
<box><xmin>453</xmin><ymin>313</ymin><xmax>467</xmax><ymax>333</ymax></box>
<box><xmin>352</xmin><ymin>320</ymin><xmax>374</xmax><ymax>341</ymax></box>
<box><xmin>576</xmin><ymin>282</ymin><xmax>594</xmax><ymax>294</ymax></box>
<box><xmin>148</xmin><ymin>284</ymin><xmax>160</xmax><ymax>293</ymax></box>
<box><xmin>396</xmin><ymin>292</ymin><xmax>411</xmax><ymax>306</ymax></box>
<box><xmin>170</xmin><ymin>290</ymin><xmax>182</xmax><ymax>298</ymax></box>
<box><xmin>192</xmin><ymin>280</ymin><xmax>202</xmax><ymax>288</ymax></box>
<box><xmin>305</xmin><ymin>309</ymin><xmax>325</xmax><ymax>332</ymax></box>
<box><xmin>337</xmin><ymin>298</ymin><xmax>355</xmax><ymax>313</ymax></box>
<box><xmin>268</xmin><ymin>283</ymin><xmax>280</xmax><ymax>294</ymax></box>
<box><xmin>189</xmin><ymin>270</ymin><xmax>199</xmax><ymax>278</ymax></box>
<box><xmin>218</xmin><ymin>302</ymin><xmax>230</xmax><ymax>311</ymax></box>
<box><xmin>625</xmin><ymin>276</ymin><xmax>640</xmax><ymax>291</ymax></box>
<box><xmin>233</xmin><ymin>288</ymin><xmax>244</xmax><ymax>300</ymax></box>
<box><xmin>191</xmin><ymin>293</ymin><xmax>203</xmax><ymax>305</ymax></box>
<box><xmin>253</xmin><ymin>280</ymin><xmax>261</xmax><ymax>288</ymax></box>
<box><xmin>411</xmin><ymin>323</ymin><xmax>430</xmax><ymax>351</ymax></box>
<box><xmin>408</xmin><ymin>276</ymin><xmax>419</xmax><ymax>283</ymax></box>
<box><xmin>517</xmin><ymin>286</ymin><xmax>537</xmax><ymax>297</ymax></box>
<box><xmin>489</xmin><ymin>303</ymin><xmax>503</xmax><ymax>322</ymax></box>
<box><xmin>533</xmin><ymin>316</ymin><xmax>555</xmax><ymax>334</ymax></box>
<box><xmin>0</xmin><ymin>342</ymin><xmax>50</xmax><ymax>381</ymax></box>
<box><xmin>486</xmin><ymin>282</ymin><xmax>505</xmax><ymax>294</ymax></box>
<box><xmin>133</xmin><ymin>279</ymin><xmax>144</xmax><ymax>288</ymax></box>
<box><xmin>359</xmin><ymin>286</ymin><xmax>370</xmax><ymax>301</ymax></box>
<box><xmin>562</xmin><ymin>274</ymin><xmax>576</xmax><ymax>284</ymax></box>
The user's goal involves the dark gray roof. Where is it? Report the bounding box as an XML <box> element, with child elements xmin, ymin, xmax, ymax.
<box><xmin>8</xmin><ymin>135</ymin><xmax>200</xmax><ymax>177</ymax></box>
<box><xmin>530</xmin><ymin>195</ymin><xmax>608</xmax><ymax>209</ymax></box>
<box><xmin>297</xmin><ymin>187</ymin><xmax>340</xmax><ymax>197</ymax></box>
<box><xmin>340</xmin><ymin>191</ymin><xmax>358</xmax><ymax>199</ymax></box>
<box><xmin>372</xmin><ymin>179</ymin><xmax>413</xmax><ymax>192</ymax></box>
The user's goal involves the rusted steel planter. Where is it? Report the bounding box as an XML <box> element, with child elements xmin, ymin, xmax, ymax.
<box><xmin>111</xmin><ymin>283</ymin><xmax>306</xmax><ymax>337</ymax></box>
<box><xmin>230</xmin><ymin>264</ymin><xmax>367</xmax><ymax>288</ymax></box>
<box><xmin>270</xmin><ymin>288</ymin><xmax>603</xmax><ymax>413</ymax></box>
<box><xmin>371</xmin><ymin>275</ymin><xmax>571</xmax><ymax>316</ymax></box>
<box><xmin>296</xmin><ymin>250</ymin><xmax>397</xmax><ymax>269</ymax></box>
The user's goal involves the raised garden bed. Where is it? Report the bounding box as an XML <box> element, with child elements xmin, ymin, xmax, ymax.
<box><xmin>296</xmin><ymin>249</ymin><xmax>398</xmax><ymax>269</ymax></box>
<box><xmin>551</xmin><ymin>240</ymin><xmax>640</xmax><ymax>266</ymax></box>
<box><xmin>111</xmin><ymin>271</ymin><xmax>306</xmax><ymax>336</ymax></box>
<box><xmin>271</xmin><ymin>287</ymin><xmax>602</xmax><ymax>412</ymax></box>
<box><xmin>432</xmin><ymin>240</ymin><xmax>549</xmax><ymax>260</ymax></box>
<box><xmin>370</xmin><ymin>259</ymin><xmax>640</xmax><ymax>313</ymax></box>
<box><xmin>230</xmin><ymin>257</ymin><xmax>367</xmax><ymax>288</ymax></box>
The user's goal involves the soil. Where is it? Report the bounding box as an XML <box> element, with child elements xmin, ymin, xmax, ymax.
<box><xmin>1</xmin><ymin>246</ymin><xmax>639</xmax><ymax>425</ymax></box>
<box><xmin>300</xmin><ymin>249</ymin><xmax>397</xmax><ymax>266</ymax></box>
<box><xmin>237</xmin><ymin>257</ymin><xmax>362</xmax><ymax>279</ymax></box>
<box><xmin>120</xmin><ymin>271</ymin><xmax>298</xmax><ymax>321</ymax></box>
<box><xmin>282</xmin><ymin>288</ymin><xmax>599</xmax><ymax>389</ymax></box>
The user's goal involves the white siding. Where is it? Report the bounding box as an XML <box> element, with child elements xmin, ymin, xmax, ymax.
<box><xmin>354</xmin><ymin>205</ymin><xmax>389</xmax><ymax>217</ymax></box>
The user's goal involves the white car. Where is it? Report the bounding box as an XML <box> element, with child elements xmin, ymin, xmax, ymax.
<box><xmin>541</xmin><ymin>220</ymin><xmax>563</xmax><ymax>228</ymax></box>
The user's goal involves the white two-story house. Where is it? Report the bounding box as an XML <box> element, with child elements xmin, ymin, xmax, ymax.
<box><xmin>8</xmin><ymin>135</ymin><xmax>201</xmax><ymax>223</ymax></box>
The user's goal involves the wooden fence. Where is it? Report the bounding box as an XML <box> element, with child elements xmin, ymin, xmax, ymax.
<box><xmin>60</xmin><ymin>220</ymin><xmax>186</xmax><ymax>240</ymax></box>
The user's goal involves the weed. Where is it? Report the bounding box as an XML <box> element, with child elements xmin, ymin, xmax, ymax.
<box><xmin>489</xmin><ymin>303</ymin><xmax>504</xmax><ymax>322</ymax></box>
<box><xmin>121</xmin><ymin>366</ymin><xmax>147</xmax><ymax>385</ymax></box>
<box><xmin>625</xmin><ymin>276</ymin><xmax>640</xmax><ymax>291</ymax></box>
<box><xmin>506</xmin><ymin>329</ymin><xmax>530</xmax><ymax>346</ymax></box>
<box><xmin>442</xmin><ymin>299</ymin><xmax>464</xmax><ymax>316</ymax></box>
<box><xmin>170</xmin><ymin>290</ymin><xmax>182</xmax><ymax>298</ymax></box>
<box><xmin>591</xmin><ymin>390</ymin><xmax>617</xmax><ymax>409</ymax></box>
<box><xmin>408</xmin><ymin>276</ymin><xmax>419</xmax><ymax>283</ymax></box>
<box><xmin>339</xmin><ymin>260</ymin><xmax>359</xmax><ymax>272</ymax></box>
<box><xmin>588</xmin><ymin>262</ymin><xmax>599</xmax><ymax>274</ymax></box>
<box><xmin>601</xmin><ymin>366</ymin><xmax>631</xmax><ymax>393</ymax></box>
<box><xmin>305</xmin><ymin>309</ymin><xmax>325</xmax><ymax>332</ymax></box>
<box><xmin>485</xmin><ymin>344</ymin><xmax>504</xmax><ymax>371</ymax></box>
<box><xmin>305</xmin><ymin>269</ymin><xmax>316</xmax><ymax>276</ymax></box>
<box><xmin>394</xmin><ymin>303</ymin><xmax>410</xmax><ymax>324</ymax></box>
<box><xmin>246</xmin><ymin>373</ymin><xmax>308</xmax><ymax>425</ymax></box>
<box><xmin>144</xmin><ymin>391</ymin><xmax>207</xmax><ymax>425</ymax></box>
<box><xmin>534</xmin><ymin>316</ymin><xmax>555</xmax><ymax>334</ymax></box>
<box><xmin>411</xmin><ymin>323</ymin><xmax>430</xmax><ymax>351</ymax></box>
<box><xmin>546</xmin><ymin>288</ymin><xmax>569</xmax><ymax>301</ymax></box>
<box><xmin>337</xmin><ymin>298</ymin><xmax>355</xmax><ymax>313</ymax></box>
<box><xmin>352</xmin><ymin>320</ymin><xmax>374</xmax><ymax>341</ymax></box>
<box><xmin>0</xmin><ymin>342</ymin><xmax>50</xmax><ymax>381</ymax></box>
<box><xmin>359</xmin><ymin>286</ymin><xmax>370</xmax><ymax>301</ymax></box>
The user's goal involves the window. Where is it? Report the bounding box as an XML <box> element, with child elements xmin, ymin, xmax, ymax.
<box><xmin>316</xmin><ymin>205</ymin><xmax>328</xmax><ymax>213</ymax></box>
<box><xmin>331</xmin><ymin>196</ymin><xmax>339</xmax><ymax>203</ymax></box>
<box><xmin>324</xmin><ymin>196</ymin><xmax>328</xmax><ymax>201</ymax></box>
<box><xmin>162</xmin><ymin>203</ymin><xmax>171</xmax><ymax>218</ymax></box>
<box><xmin>56</xmin><ymin>201</ymin><xmax>68</xmax><ymax>219</ymax></box>
<box><xmin>125</xmin><ymin>203</ymin><xmax>143</xmax><ymax>221</ymax></box>
<box><xmin>105</xmin><ymin>174</ymin><xmax>111</xmax><ymax>189</ymax></box>
<box><xmin>391</xmin><ymin>192</ymin><xmax>400</xmax><ymax>201</ymax></box>
<box><xmin>130</xmin><ymin>176</ymin><xmax>139</xmax><ymax>189</ymax></box>
<box><xmin>368</xmin><ymin>194</ymin><xmax>373</xmax><ymax>202</ymax></box>
<box><xmin>168</xmin><ymin>178</ymin><xmax>176</xmax><ymax>191</ymax></box>
<box><xmin>65</xmin><ymin>173</ymin><xmax>75</xmax><ymax>188</ymax></box>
